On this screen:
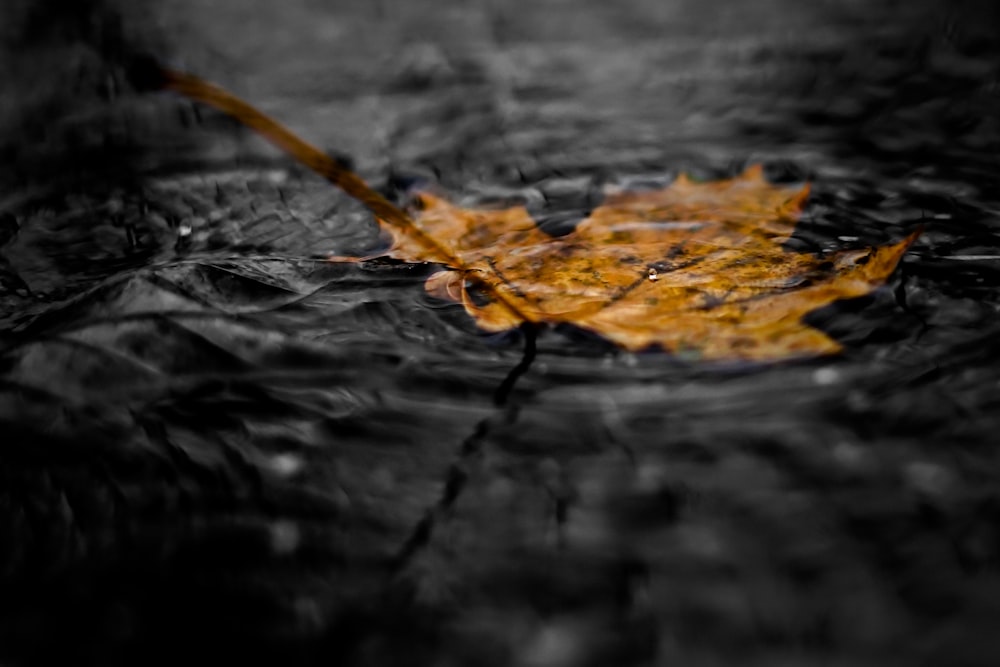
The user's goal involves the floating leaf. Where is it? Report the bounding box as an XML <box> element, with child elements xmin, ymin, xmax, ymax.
<box><xmin>158</xmin><ymin>67</ymin><xmax>918</xmax><ymax>361</ymax></box>
<box><xmin>387</xmin><ymin>168</ymin><xmax>918</xmax><ymax>360</ymax></box>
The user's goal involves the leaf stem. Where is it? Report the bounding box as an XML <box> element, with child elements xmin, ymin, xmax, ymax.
<box><xmin>162</xmin><ymin>70</ymin><xmax>415</xmax><ymax>239</ymax></box>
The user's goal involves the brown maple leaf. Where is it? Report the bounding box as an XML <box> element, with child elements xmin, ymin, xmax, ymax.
<box><xmin>390</xmin><ymin>169</ymin><xmax>917</xmax><ymax>359</ymax></box>
<box><xmin>158</xmin><ymin>68</ymin><xmax>918</xmax><ymax>361</ymax></box>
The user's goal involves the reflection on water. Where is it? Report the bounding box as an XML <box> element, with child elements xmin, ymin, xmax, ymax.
<box><xmin>2</xmin><ymin>0</ymin><xmax>1000</xmax><ymax>665</ymax></box>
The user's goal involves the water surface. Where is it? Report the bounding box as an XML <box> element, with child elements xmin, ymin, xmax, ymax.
<box><xmin>2</xmin><ymin>1</ymin><xmax>1000</xmax><ymax>665</ymax></box>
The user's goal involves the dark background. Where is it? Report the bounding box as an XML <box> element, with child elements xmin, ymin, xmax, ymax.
<box><xmin>2</xmin><ymin>1</ymin><xmax>1000</xmax><ymax>665</ymax></box>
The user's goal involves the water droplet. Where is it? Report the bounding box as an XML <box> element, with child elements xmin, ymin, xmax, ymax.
<box><xmin>647</xmin><ymin>267</ymin><xmax>659</xmax><ymax>281</ymax></box>
<box><xmin>520</xmin><ymin>622</ymin><xmax>583</xmax><ymax>667</ymax></box>
<box><xmin>812</xmin><ymin>367</ymin><xmax>840</xmax><ymax>385</ymax></box>
<box><xmin>177</xmin><ymin>224</ymin><xmax>192</xmax><ymax>237</ymax></box>
<box><xmin>832</xmin><ymin>441</ymin><xmax>868</xmax><ymax>471</ymax></box>
<box><xmin>268</xmin><ymin>453</ymin><xmax>303</xmax><ymax>477</ymax></box>
<box><xmin>269</xmin><ymin>520</ymin><xmax>301</xmax><ymax>555</ymax></box>
<box><xmin>905</xmin><ymin>461</ymin><xmax>951</xmax><ymax>497</ymax></box>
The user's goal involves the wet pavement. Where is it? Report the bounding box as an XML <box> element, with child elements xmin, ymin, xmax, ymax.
<box><xmin>2</xmin><ymin>1</ymin><xmax>1000</xmax><ymax>665</ymax></box>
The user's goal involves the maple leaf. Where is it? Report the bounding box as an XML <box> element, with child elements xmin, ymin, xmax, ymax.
<box><xmin>386</xmin><ymin>169</ymin><xmax>918</xmax><ymax>360</ymax></box>
<box><xmin>157</xmin><ymin>68</ymin><xmax>918</xmax><ymax>361</ymax></box>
